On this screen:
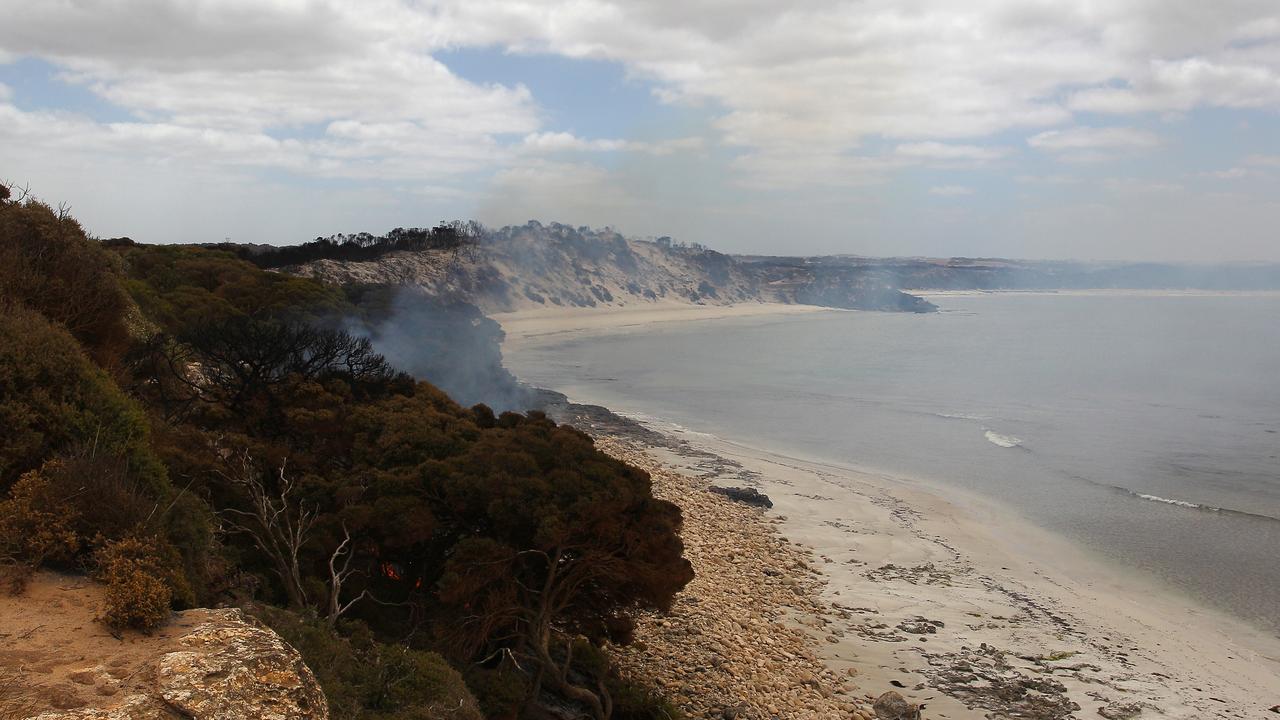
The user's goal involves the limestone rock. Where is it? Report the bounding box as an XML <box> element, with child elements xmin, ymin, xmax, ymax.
<box><xmin>156</xmin><ymin>609</ymin><xmax>327</xmax><ymax>720</ymax></box>
<box><xmin>29</xmin><ymin>695</ymin><xmax>169</xmax><ymax>720</ymax></box>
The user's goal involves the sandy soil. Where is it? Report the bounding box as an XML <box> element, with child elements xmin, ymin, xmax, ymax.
<box><xmin>500</xmin><ymin>308</ymin><xmax>1280</xmax><ymax>720</ymax></box>
<box><xmin>0</xmin><ymin>572</ymin><xmax>214</xmax><ymax>717</ymax></box>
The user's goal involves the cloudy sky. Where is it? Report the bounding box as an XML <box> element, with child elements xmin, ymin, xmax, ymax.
<box><xmin>3</xmin><ymin>1</ymin><xmax>1280</xmax><ymax>260</ymax></box>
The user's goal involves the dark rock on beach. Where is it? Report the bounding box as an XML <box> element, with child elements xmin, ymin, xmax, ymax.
<box><xmin>709</xmin><ymin>485</ymin><xmax>774</xmax><ymax>508</ymax></box>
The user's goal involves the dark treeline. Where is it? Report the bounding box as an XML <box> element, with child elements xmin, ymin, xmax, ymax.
<box><xmin>0</xmin><ymin>184</ymin><xmax>692</xmax><ymax>720</ymax></box>
<box><xmin>202</xmin><ymin>220</ymin><xmax>485</xmax><ymax>269</ymax></box>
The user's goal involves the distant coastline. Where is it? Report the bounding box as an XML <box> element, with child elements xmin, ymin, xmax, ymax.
<box><xmin>912</xmin><ymin>288</ymin><xmax>1280</xmax><ymax>297</ymax></box>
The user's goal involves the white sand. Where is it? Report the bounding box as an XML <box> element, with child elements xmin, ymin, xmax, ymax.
<box><xmin>497</xmin><ymin>305</ymin><xmax>1280</xmax><ymax>719</ymax></box>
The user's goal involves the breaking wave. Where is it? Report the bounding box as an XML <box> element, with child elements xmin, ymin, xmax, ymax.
<box><xmin>983</xmin><ymin>430</ymin><xmax>1023</xmax><ymax>448</ymax></box>
<box><xmin>1120</xmin><ymin>488</ymin><xmax>1280</xmax><ymax>523</ymax></box>
<box><xmin>1134</xmin><ymin>493</ymin><xmax>1204</xmax><ymax>509</ymax></box>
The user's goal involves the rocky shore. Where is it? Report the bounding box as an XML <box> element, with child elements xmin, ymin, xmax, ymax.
<box><xmin>600</xmin><ymin>438</ymin><xmax>899</xmax><ymax>720</ymax></box>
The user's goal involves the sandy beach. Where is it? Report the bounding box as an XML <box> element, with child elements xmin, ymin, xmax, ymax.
<box><xmin>492</xmin><ymin>301</ymin><xmax>834</xmax><ymax>350</ymax></box>
<box><xmin>498</xmin><ymin>304</ymin><xmax>1280</xmax><ymax>720</ymax></box>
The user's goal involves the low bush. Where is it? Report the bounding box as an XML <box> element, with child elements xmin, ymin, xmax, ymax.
<box><xmin>369</xmin><ymin>646</ymin><xmax>483</xmax><ymax>720</ymax></box>
<box><xmin>608</xmin><ymin>679</ymin><xmax>686</xmax><ymax>720</ymax></box>
<box><xmin>254</xmin><ymin>606</ymin><xmax>484</xmax><ymax>720</ymax></box>
<box><xmin>0</xmin><ymin>466</ymin><xmax>80</xmax><ymax>568</ymax></box>
<box><xmin>462</xmin><ymin>665</ymin><xmax>529</xmax><ymax>720</ymax></box>
<box><xmin>93</xmin><ymin>535</ymin><xmax>192</xmax><ymax>630</ymax></box>
<box><xmin>99</xmin><ymin>559</ymin><xmax>170</xmax><ymax>631</ymax></box>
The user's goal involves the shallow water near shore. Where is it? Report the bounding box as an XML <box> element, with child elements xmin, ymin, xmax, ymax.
<box><xmin>502</xmin><ymin>293</ymin><xmax>1280</xmax><ymax>635</ymax></box>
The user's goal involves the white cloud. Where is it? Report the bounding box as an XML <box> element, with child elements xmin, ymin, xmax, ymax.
<box><xmin>1071</xmin><ymin>58</ymin><xmax>1280</xmax><ymax>114</ymax></box>
<box><xmin>1200</xmin><ymin>167</ymin><xmax>1253</xmax><ymax>180</ymax></box>
<box><xmin>896</xmin><ymin>142</ymin><xmax>1009</xmax><ymax>162</ymax></box>
<box><xmin>3</xmin><ymin>1</ymin><xmax>1280</xmax><ymax>258</ymax></box>
<box><xmin>929</xmin><ymin>185</ymin><xmax>974</xmax><ymax>197</ymax></box>
<box><xmin>1015</xmin><ymin>174</ymin><xmax>1080</xmax><ymax>185</ymax></box>
<box><xmin>519</xmin><ymin>132</ymin><xmax>703</xmax><ymax>155</ymax></box>
<box><xmin>421</xmin><ymin>0</ymin><xmax>1280</xmax><ymax>186</ymax></box>
<box><xmin>0</xmin><ymin>0</ymin><xmax>538</xmax><ymax>187</ymax></box>
<box><xmin>1028</xmin><ymin>127</ymin><xmax>1161</xmax><ymax>152</ymax></box>
<box><xmin>1103</xmin><ymin>177</ymin><xmax>1184</xmax><ymax>194</ymax></box>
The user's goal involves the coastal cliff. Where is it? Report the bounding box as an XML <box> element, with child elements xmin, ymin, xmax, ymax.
<box><xmin>284</xmin><ymin>222</ymin><xmax>937</xmax><ymax>314</ymax></box>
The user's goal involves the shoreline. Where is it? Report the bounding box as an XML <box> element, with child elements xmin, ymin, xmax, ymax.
<box><xmin>498</xmin><ymin>304</ymin><xmax>1280</xmax><ymax>719</ymax></box>
<box><xmin>595</xmin><ymin>413</ymin><xmax>1280</xmax><ymax>719</ymax></box>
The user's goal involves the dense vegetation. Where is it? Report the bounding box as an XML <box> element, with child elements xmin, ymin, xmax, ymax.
<box><xmin>0</xmin><ymin>185</ymin><xmax>692</xmax><ymax>719</ymax></box>
<box><xmin>203</xmin><ymin>221</ymin><xmax>484</xmax><ymax>269</ymax></box>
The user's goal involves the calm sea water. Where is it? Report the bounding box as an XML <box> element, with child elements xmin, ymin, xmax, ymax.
<box><xmin>503</xmin><ymin>294</ymin><xmax>1280</xmax><ymax>633</ymax></box>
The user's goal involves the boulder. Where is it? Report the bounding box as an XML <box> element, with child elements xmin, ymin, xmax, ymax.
<box><xmin>872</xmin><ymin>691</ymin><xmax>921</xmax><ymax>720</ymax></box>
<box><xmin>157</xmin><ymin>609</ymin><xmax>328</xmax><ymax>720</ymax></box>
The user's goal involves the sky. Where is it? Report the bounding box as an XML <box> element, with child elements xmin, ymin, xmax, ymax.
<box><xmin>2</xmin><ymin>1</ymin><xmax>1280</xmax><ymax>261</ymax></box>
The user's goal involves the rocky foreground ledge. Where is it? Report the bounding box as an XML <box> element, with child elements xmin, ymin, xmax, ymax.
<box><xmin>0</xmin><ymin>574</ymin><xmax>327</xmax><ymax>720</ymax></box>
<box><xmin>598</xmin><ymin>438</ymin><xmax>904</xmax><ymax>720</ymax></box>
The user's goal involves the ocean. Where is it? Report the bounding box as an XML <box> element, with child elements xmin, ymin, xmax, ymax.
<box><xmin>502</xmin><ymin>293</ymin><xmax>1280</xmax><ymax>634</ymax></box>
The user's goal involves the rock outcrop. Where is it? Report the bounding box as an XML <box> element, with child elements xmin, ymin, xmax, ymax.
<box><xmin>0</xmin><ymin>574</ymin><xmax>327</xmax><ymax>720</ymax></box>
<box><xmin>153</xmin><ymin>609</ymin><xmax>328</xmax><ymax>720</ymax></box>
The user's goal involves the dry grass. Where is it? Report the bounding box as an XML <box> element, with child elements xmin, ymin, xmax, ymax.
<box><xmin>0</xmin><ymin>667</ymin><xmax>42</xmax><ymax>720</ymax></box>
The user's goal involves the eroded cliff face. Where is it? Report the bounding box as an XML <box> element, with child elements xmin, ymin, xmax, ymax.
<box><xmin>288</xmin><ymin>222</ymin><xmax>934</xmax><ymax>313</ymax></box>
<box><xmin>1</xmin><ymin>573</ymin><xmax>327</xmax><ymax>720</ymax></box>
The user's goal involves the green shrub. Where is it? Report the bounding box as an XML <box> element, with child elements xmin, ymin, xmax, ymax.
<box><xmin>0</xmin><ymin>307</ymin><xmax>166</xmax><ymax>494</ymax></box>
<box><xmin>462</xmin><ymin>665</ymin><xmax>528</xmax><ymax>720</ymax></box>
<box><xmin>0</xmin><ymin>198</ymin><xmax>132</xmax><ymax>363</ymax></box>
<box><xmin>369</xmin><ymin>646</ymin><xmax>482</xmax><ymax>720</ymax></box>
<box><xmin>254</xmin><ymin>607</ymin><xmax>483</xmax><ymax>720</ymax></box>
<box><xmin>115</xmin><ymin>244</ymin><xmax>348</xmax><ymax>335</ymax></box>
<box><xmin>608</xmin><ymin>679</ymin><xmax>686</xmax><ymax>720</ymax></box>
